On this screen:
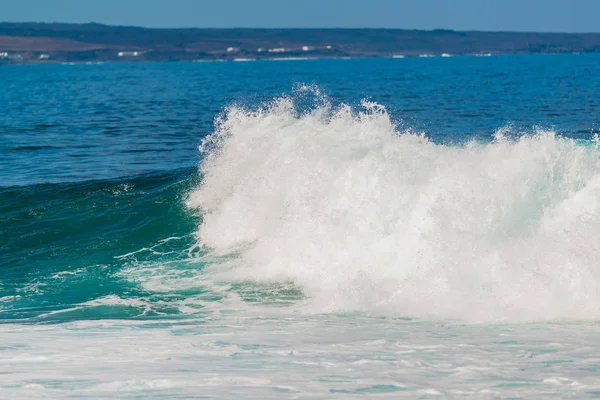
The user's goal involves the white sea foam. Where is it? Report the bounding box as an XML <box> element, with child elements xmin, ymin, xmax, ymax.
<box><xmin>187</xmin><ymin>92</ymin><xmax>600</xmax><ymax>322</ymax></box>
<box><xmin>2</xmin><ymin>314</ymin><xmax>600</xmax><ymax>398</ymax></box>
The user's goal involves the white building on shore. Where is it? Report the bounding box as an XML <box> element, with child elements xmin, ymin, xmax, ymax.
<box><xmin>0</xmin><ymin>52</ymin><xmax>23</xmax><ymax>60</ymax></box>
<box><xmin>118</xmin><ymin>51</ymin><xmax>140</xmax><ymax>57</ymax></box>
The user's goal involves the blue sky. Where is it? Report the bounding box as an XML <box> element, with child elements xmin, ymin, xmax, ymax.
<box><xmin>3</xmin><ymin>0</ymin><xmax>599</xmax><ymax>32</ymax></box>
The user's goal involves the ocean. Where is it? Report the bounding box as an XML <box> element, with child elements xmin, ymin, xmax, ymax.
<box><xmin>2</xmin><ymin>54</ymin><xmax>600</xmax><ymax>398</ymax></box>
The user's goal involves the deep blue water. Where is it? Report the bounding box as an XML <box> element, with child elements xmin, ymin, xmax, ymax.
<box><xmin>2</xmin><ymin>55</ymin><xmax>599</xmax><ymax>187</ymax></box>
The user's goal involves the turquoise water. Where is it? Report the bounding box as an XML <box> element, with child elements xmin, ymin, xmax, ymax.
<box><xmin>2</xmin><ymin>55</ymin><xmax>600</xmax><ymax>398</ymax></box>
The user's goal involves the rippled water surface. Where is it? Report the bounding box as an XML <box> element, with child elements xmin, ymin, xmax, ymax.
<box><xmin>3</xmin><ymin>55</ymin><xmax>600</xmax><ymax>186</ymax></box>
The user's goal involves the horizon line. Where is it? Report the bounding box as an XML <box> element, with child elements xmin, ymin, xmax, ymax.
<box><xmin>2</xmin><ymin>21</ymin><xmax>600</xmax><ymax>35</ymax></box>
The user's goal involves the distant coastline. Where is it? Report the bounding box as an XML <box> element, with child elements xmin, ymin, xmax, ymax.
<box><xmin>1</xmin><ymin>22</ymin><xmax>600</xmax><ymax>64</ymax></box>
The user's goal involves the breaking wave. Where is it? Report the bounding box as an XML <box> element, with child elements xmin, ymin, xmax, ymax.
<box><xmin>188</xmin><ymin>92</ymin><xmax>600</xmax><ymax>322</ymax></box>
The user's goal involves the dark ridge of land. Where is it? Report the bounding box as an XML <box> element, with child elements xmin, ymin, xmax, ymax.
<box><xmin>1</xmin><ymin>22</ymin><xmax>600</xmax><ymax>63</ymax></box>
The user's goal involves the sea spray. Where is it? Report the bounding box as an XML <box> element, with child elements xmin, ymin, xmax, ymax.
<box><xmin>188</xmin><ymin>94</ymin><xmax>600</xmax><ymax>322</ymax></box>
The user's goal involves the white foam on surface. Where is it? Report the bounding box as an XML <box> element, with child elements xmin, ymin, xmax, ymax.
<box><xmin>1</xmin><ymin>315</ymin><xmax>600</xmax><ymax>398</ymax></box>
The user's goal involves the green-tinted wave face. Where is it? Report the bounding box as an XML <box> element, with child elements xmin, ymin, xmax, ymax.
<box><xmin>0</xmin><ymin>169</ymin><xmax>204</xmax><ymax>322</ymax></box>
